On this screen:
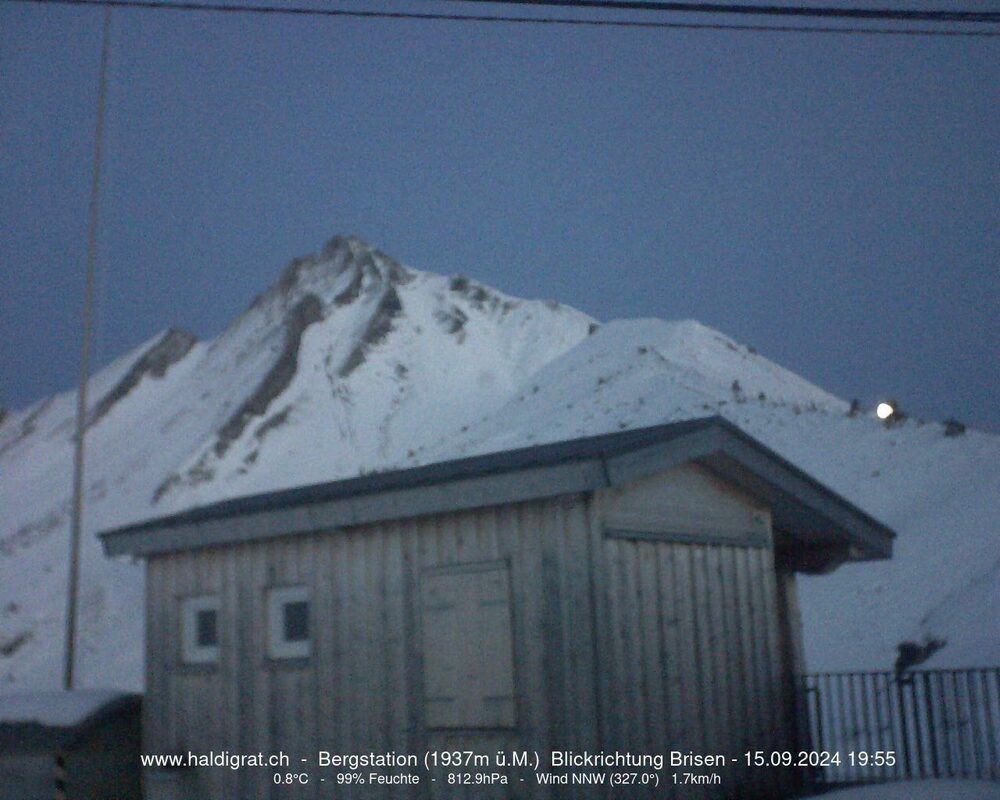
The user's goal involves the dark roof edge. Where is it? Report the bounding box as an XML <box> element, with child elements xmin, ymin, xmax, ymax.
<box><xmin>710</xmin><ymin>417</ymin><xmax>896</xmax><ymax>540</ymax></box>
<box><xmin>99</xmin><ymin>417</ymin><xmax>895</xmax><ymax>557</ymax></box>
<box><xmin>101</xmin><ymin>417</ymin><xmax>719</xmax><ymax>539</ymax></box>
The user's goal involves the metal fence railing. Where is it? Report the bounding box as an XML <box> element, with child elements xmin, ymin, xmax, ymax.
<box><xmin>802</xmin><ymin>668</ymin><xmax>1000</xmax><ymax>785</ymax></box>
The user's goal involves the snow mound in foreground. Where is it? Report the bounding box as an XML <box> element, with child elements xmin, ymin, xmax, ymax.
<box><xmin>799</xmin><ymin>780</ymin><xmax>1000</xmax><ymax>800</ymax></box>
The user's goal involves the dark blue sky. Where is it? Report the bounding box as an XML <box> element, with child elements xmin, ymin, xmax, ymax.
<box><xmin>2</xmin><ymin>2</ymin><xmax>997</xmax><ymax>430</ymax></box>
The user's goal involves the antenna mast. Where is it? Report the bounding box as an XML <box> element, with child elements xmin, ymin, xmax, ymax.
<box><xmin>64</xmin><ymin>5</ymin><xmax>111</xmax><ymax>691</ymax></box>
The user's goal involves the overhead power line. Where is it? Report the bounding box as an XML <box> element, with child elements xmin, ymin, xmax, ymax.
<box><xmin>445</xmin><ymin>0</ymin><xmax>1000</xmax><ymax>24</ymax></box>
<box><xmin>11</xmin><ymin>0</ymin><xmax>1000</xmax><ymax>37</ymax></box>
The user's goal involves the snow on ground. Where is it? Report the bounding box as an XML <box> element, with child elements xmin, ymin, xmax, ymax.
<box><xmin>1</xmin><ymin>236</ymin><xmax>997</xmax><ymax>691</ymax></box>
<box><xmin>798</xmin><ymin>780</ymin><xmax>1000</xmax><ymax>799</ymax></box>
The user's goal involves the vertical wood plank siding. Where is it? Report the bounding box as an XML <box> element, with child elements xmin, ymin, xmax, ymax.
<box><xmin>145</xmin><ymin>466</ymin><xmax>800</xmax><ymax>799</ymax></box>
<box><xmin>590</xmin><ymin>543</ymin><xmax>798</xmax><ymax>799</ymax></box>
<box><xmin>146</xmin><ymin>495</ymin><xmax>601</xmax><ymax>799</ymax></box>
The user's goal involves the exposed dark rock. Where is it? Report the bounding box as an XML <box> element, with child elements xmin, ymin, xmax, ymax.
<box><xmin>322</xmin><ymin>235</ymin><xmax>411</xmax><ymax>285</ymax></box>
<box><xmin>254</xmin><ymin>405</ymin><xmax>292</xmax><ymax>441</ymax></box>
<box><xmin>333</xmin><ymin>263</ymin><xmax>365</xmax><ymax>306</ymax></box>
<box><xmin>434</xmin><ymin>306</ymin><xmax>468</xmax><ymax>335</ymax></box>
<box><xmin>469</xmin><ymin>285</ymin><xmax>490</xmax><ymax>305</ymax></box>
<box><xmin>0</xmin><ymin>506</ymin><xmax>66</xmax><ymax>556</ymax></box>
<box><xmin>447</xmin><ymin>274</ymin><xmax>510</xmax><ymax>313</ymax></box>
<box><xmin>337</xmin><ymin>349</ymin><xmax>365</xmax><ymax>381</ymax></box>
<box><xmin>276</xmin><ymin>254</ymin><xmax>319</xmax><ymax>296</ymax></box>
<box><xmin>339</xmin><ymin>287</ymin><xmax>403</xmax><ymax>378</ymax></box>
<box><xmin>943</xmin><ymin>418</ymin><xmax>966</xmax><ymax>437</ymax></box>
<box><xmin>249</xmin><ymin>236</ymin><xmax>410</xmax><ymax>315</ymax></box>
<box><xmin>0</xmin><ymin>397</ymin><xmax>52</xmax><ymax>458</ymax></box>
<box><xmin>88</xmin><ymin>328</ymin><xmax>197</xmax><ymax>428</ymax></box>
<box><xmin>363</xmin><ymin>288</ymin><xmax>403</xmax><ymax>345</ymax></box>
<box><xmin>185</xmin><ymin>461</ymin><xmax>215</xmax><ymax>484</ymax></box>
<box><xmin>152</xmin><ymin>473</ymin><xmax>181</xmax><ymax>505</ymax></box>
<box><xmin>894</xmin><ymin>637</ymin><xmax>946</xmax><ymax>676</ymax></box>
<box><xmin>213</xmin><ymin>294</ymin><xmax>323</xmax><ymax>458</ymax></box>
<box><xmin>372</xmin><ymin>248</ymin><xmax>412</xmax><ymax>285</ymax></box>
<box><xmin>588</xmin><ymin>322</ymin><xmax>600</xmax><ymax>336</ymax></box>
<box><xmin>321</xmin><ymin>234</ymin><xmax>357</xmax><ymax>260</ymax></box>
<box><xmin>0</xmin><ymin>630</ymin><xmax>32</xmax><ymax>658</ymax></box>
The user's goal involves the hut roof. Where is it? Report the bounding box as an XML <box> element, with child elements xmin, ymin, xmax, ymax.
<box><xmin>100</xmin><ymin>416</ymin><xmax>894</xmax><ymax>561</ymax></box>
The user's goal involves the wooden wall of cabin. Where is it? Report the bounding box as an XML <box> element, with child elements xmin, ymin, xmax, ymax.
<box><xmin>143</xmin><ymin>463</ymin><xmax>804</xmax><ymax>800</ymax></box>
<box><xmin>592</xmin><ymin>464</ymin><xmax>802</xmax><ymax>799</ymax></box>
<box><xmin>144</xmin><ymin>494</ymin><xmax>603</xmax><ymax>800</ymax></box>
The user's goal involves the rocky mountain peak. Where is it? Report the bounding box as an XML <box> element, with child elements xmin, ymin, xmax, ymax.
<box><xmin>284</xmin><ymin>235</ymin><xmax>410</xmax><ymax>302</ymax></box>
<box><xmin>243</xmin><ymin>235</ymin><xmax>411</xmax><ymax>323</ymax></box>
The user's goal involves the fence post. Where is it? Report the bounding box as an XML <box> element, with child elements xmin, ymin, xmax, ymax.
<box><xmin>896</xmin><ymin>675</ymin><xmax>913</xmax><ymax>779</ymax></box>
<box><xmin>54</xmin><ymin>751</ymin><xmax>67</xmax><ymax>800</ymax></box>
<box><xmin>953</xmin><ymin>670</ymin><xmax>968</xmax><ymax>777</ymax></box>
<box><xmin>965</xmin><ymin>670</ymin><xmax>984</xmax><ymax>779</ymax></box>
<box><xmin>798</xmin><ymin>676</ymin><xmax>818</xmax><ymax>794</ymax></box>
<box><xmin>923</xmin><ymin>671</ymin><xmax>941</xmax><ymax>778</ymax></box>
<box><xmin>982</xmin><ymin>669</ymin><xmax>999</xmax><ymax>780</ymax></box>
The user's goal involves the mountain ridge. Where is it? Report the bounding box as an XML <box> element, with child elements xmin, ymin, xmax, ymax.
<box><xmin>0</xmin><ymin>236</ymin><xmax>995</xmax><ymax>690</ymax></box>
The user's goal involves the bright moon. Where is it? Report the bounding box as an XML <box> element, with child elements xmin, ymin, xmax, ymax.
<box><xmin>876</xmin><ymin>402</ymin><xmax>894</xmax><ymax>420</ymax></box>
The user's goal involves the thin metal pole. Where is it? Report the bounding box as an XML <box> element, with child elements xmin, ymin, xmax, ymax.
<box><xmin>64</xmin><ymin>5</ymin><xmax>111</xmax><ymax>692</ymax></box>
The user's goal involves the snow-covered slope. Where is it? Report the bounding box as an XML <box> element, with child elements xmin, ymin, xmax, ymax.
<box><xmin>0</xmin><ymin>236</ymin><xmax>593</xmax><ymax>690</ymax></box>
<box><xmin>420</xmin><ymin>319</ymin><xmax>999</xmax><ymax>671</ymax></box>
<box><xmin>0</xmin><ymin>236</ymin><xmax>995</xmax><ymax>691</ymax></box>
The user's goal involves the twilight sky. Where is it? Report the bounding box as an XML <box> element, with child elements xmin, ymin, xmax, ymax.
<box><xmin>2</xmin><ymin>1</ymin><xmax>998</xmax><ymax>431</ymax></box>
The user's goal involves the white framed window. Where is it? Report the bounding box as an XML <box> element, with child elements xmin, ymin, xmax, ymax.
<box><xmin>267</xmin><ymin>585</ymin><xmax>311</xmax><ymax>659</ymax></box>
<box><xmin>421</xmin><ymin>561</ymin><xmax>516</xmax><ymax>729</ymax></box>
<box><xmin>180</xmin><ymin>595</ymin><xmax>220</xmax><ymax>665</ymax></box>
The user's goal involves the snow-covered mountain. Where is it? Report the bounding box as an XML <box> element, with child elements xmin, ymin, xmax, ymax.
<box><xmin>1</xmin><ymin>235</ymin><xmax>996</xmax><ymax>691</ymax></box>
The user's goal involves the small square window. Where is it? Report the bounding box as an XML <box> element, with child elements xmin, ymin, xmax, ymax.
<box><xmin>180</xmin><ymin>596</ymin><xmax>220</xmax><ymax>665</ymax></box>
<box><xmin>267</xmin><ymin>586</ymin><xmax>310</xmax><ymax>659</ymax></box>
<box><xmin>283</xmin><ymin>600</ymin><xmax>309</xmax><ymax>643</ymax></box>
<box><xmin>195</xmin><ymin>608</ymin><xmax>218</xmax><ymax>648</ymax></box>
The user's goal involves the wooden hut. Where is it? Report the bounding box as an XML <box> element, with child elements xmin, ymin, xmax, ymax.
<box><xmin>100</xmin><ymin>416</ymin><xmax>894</xmax><ymax>799</ymax></box>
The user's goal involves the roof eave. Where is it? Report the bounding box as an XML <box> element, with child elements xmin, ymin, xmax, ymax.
<box><xmin>100</xmin><ymin>417</ymin><xmax>894</xmax><ymax>561</ymax></box>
